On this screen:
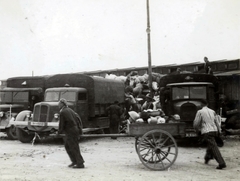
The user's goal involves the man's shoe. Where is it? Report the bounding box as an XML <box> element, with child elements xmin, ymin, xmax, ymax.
<box><xmin>204</xmin><ymin>156</ymin><xmax>213</xmax><ymax>164</ymax></box>
<box><xmin>204</xmin><ymin>158</ymin><xmax>210</xmax><ymax>164</ymax></box>
<box><xmin>73</xmin><ymin>164</ymin><xmax>85</xmax><ymax>169</ymax></box>
<box><xmin>68</xmin><ymin>163</ymin><xmax>76</xmax><ymax>167</ymax></box>
<box><xmin>216</xmin><ymin>164</ymin><xmax>226</xmax><ymax>169</ymax></box>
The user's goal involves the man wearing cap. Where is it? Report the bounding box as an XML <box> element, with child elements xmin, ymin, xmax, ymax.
<box><xmin>193</xmin><ymin>99</ymin><xmax>226</xmax><ymax>170</ymax></box>
<box><xmin>58</xmin><ymin>98</ymin><xmax>85</xmax><ymax>169</ymax></box>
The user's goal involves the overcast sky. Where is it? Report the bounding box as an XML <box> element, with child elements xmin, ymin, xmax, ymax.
<box><xmin>0</xmin><ymin>0</ymin><xmax>239</xmax><ymax>80</ymax></box>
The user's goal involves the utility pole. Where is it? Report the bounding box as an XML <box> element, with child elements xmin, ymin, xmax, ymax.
<box><xmin>146</xmin><ymin>0</ymin><xmax>153</xmax><ymax>96</ymax></box>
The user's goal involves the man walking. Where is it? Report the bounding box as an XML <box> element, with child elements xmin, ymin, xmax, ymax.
<box><xmin>58</xmin><ymin>98</ymin><xmax>85</xmax><ymax>169</ymax></box>
<box><xmin>193</xmin><ymin>99</ymin><xmax>226</xmax><ymax>169</ymax></box>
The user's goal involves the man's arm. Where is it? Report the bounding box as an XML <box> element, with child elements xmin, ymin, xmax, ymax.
<box><xmin>58</xmin><ymin>113</ymin><xmax>65</xmax><ymax>134</ymax></box>
<box><xmin>214</xmin><ymin>113</ymin><xmax>221</xmax><ymax>134</ymax></box>
<box><xmin>193</xmin><ymin>111</ymin><xmax>202</xmax><ymax>131</ymax></box>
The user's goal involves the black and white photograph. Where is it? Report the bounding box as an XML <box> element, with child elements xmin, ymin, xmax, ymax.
<box><xmin>0</xmin><ymin>0</ymin><xmax>240</xmax><ymax>181</ymax></box>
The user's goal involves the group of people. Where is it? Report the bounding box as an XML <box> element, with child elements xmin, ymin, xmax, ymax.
<box><xmin>57</xmin><ymin>97</ymin><xmax>227</xmax><ymax>170</ymax></box>
<box><xmin>55</xmin><ymin>93</ymin><xmax>159</xmax><ymax>169</ymax></box>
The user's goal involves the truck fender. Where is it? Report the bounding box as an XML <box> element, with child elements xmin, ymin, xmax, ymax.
<box><xmin>15</xmin><ymin>110</ymin><xmax>32</xmax><ymax>122</ymax></box>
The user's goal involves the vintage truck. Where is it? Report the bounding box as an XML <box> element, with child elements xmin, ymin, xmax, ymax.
<box><xmin>0</xmin><ymin>76</ymin><xmax>49</xmax><ymax>139</ymax></box>
<box><xmin>159</xmin><ymin>73</ymin><xmax>219</xmax><ymax>137</ymax></box>
<box><xmin>13</xmin><ymin>73</ymin><xmax>125</xmax><ymax>143</ymax></box>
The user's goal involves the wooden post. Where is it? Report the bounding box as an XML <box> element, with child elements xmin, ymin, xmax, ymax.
<box><xmin>146</xmin><ymin>0</ymin><xmax>153</xmax><ymax>97</ymax></box>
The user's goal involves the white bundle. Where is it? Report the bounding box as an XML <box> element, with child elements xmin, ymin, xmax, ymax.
<box><xmin>115</xmin><ymin>75</ymin><xmax>127</xmax><ymax>82</ymax></box>
<box><xmin>105</xmin><ymin>74</ymin><xmax>117</xmax><ymax>79</ymax></box>
<box><xmin>152</xmin><ymin>81</ymin><xmax>159</xmax><ymax>91</ymax></box>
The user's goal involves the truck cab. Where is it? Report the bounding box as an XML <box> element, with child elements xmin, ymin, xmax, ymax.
<box><xmin>159</xmin><ymin>73</ymin><xmax>219</xmax><ymax>137</ymax></box>
<box><xmin>0</xmin><ymin>87</ymin><xmax>43</xmax><ymax>139</ymax></box>
<box><xmin>14</xmin><ymin>87</ymin><xmax>89</xmax><ymax>142</ymax></box>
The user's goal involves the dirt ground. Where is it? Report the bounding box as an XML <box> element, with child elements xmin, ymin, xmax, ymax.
<box><xmin>0</xmin><ymin>133</ymin><xmax>240</xmax><ymax>181</ymax></box>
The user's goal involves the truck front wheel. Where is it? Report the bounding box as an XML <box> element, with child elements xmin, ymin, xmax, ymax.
<box><xmin>226</xmin><ymin>114</ymin><xmax>240</xmax><ymax>129</ymax></box>
<box><xmin>6</xmin><ymin>125</ymin><xmax>18</xmax><ymax>140</ymax></box>
<box><xmin>16</xmin><ymin>128</ymin><xmax>34</xmax><ymax>143</ymax></box>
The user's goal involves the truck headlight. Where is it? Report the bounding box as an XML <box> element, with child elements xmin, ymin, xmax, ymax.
<box><xmin>26</xmin><ymin>113</ymin><xmax>32</xmax><ymax>118</ymax></box>
<box><xmin>0</xmin><ymin>111</ymin><xmax>4</xmax><ymax>118</ymax></box>
<box><xmin>54</xmin><ymin>113</ymin><xmax>59</xmax><ymax>119</ymax></box>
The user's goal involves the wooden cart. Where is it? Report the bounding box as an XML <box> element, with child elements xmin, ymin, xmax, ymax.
<box><xmin>81</xmin><ymin>122</ymin><xmax>186</xmax><ymax>171</ymax></box>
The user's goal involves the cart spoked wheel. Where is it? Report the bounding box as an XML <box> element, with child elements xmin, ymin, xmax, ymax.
<box><xmin>135</xmin><ymin>137</ymin><xmax>140</xmax><ymax>153</ymax></box>
<box><xmin>137</xmin><ymin>129</ymin><xmax>178</xmax><ymax>171</ymax></box>
<box><xmin>135</xmin><ymin>136</ymin><xmax>171</xmax><ymax>163</ymax></box>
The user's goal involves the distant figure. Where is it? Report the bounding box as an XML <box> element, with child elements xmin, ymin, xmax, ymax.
<box><xmin>160</xmin><ymin>87</ymin><xmax>170</xmax><ymax>114</ymax></box>
<box><xmin>125</xmin><ymin>87</ymin><xmax>138</xmax><ymax>113</ymax></box>
<box><xmin>29</xmin><ymin>95</ymin><xmax>39</xmax><ymax>110</ymax></box>
<box><xmin>106</xmin><ymin>101</ymin><xmax>123</xmax><ymax>139</ymax></box>
<box><xmin>170</xmin><ymin>67</ymin><xmax>181</xmax><ymax>75</ymax></box>
<box><xmin>193</xmin><ymin>99</ymin><xmax>226</xmax><ymax>169</ymax></box>
<box><xmin>204</xmin><ymin>57</ymin><xmax>213</xmax><ymax>75</ymax></box>
<box><xmin>58</xmin><ymin>98</ymin><xmax>85</xmax><ymax>169</ymax></box>
<box><xmin>175</xmin><ymin>67</ymin><xmax>182</xmax><ymax>74</ymax></box>
<box><xmin>141</xmin><ymin>93</ymin><xmax>154</xmax><ymax>111</ymax></box>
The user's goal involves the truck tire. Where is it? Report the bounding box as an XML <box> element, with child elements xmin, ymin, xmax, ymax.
<box><xmin>16</xmin><ymin>128</ymin><xmax>34</xmax><ymax>143</ymax></box>
<box><xmin>226</xmin><ymin>114</ymin><xmax>240</xmax><ymax>129</ymax></box>
<box><xmin>6</xmin><ymin>125</ymin><xmax>18</xmax><ymax>140</ymax></box>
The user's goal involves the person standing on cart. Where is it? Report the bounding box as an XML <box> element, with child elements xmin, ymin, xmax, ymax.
<box><xmin>106</xmin><ymin>101</ymin><xmax>123</xmax><ymax>139</ymax></box>
<box><xmin>193</xmin><ymin>99</ymin><xmax>226</xmax><ymax>169</ymax></box>
<box><xmin>58</xmin><ymin>98</ymin><xmax>85</xmax><ymax>169</ymax></box>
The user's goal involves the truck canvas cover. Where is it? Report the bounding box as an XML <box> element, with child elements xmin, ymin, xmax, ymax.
<box><xmin>45</xmin><ymin>73</ymin><xmax>125</xmax><ymax>115</ymax></box>
<box><xmin>7</xmin><ymin>76</ymin><xmax>50</xmax><ymax>89</ymax></box>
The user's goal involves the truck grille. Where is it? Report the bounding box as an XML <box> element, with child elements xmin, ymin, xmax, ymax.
<box><xmin>33</xmin><ymin>105</ymin><xmax>48</xmax><ymax>122</ymax></box>
<box><xmin>180</xmin><ymin>103</ymin><xmax>197</xmax><ymax>122</ymax></box>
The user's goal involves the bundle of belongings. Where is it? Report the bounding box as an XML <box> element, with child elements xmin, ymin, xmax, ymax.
<box><xmin>105</xmin><ymin>71</ymin><xmax>165</xmax><ymax>96</ymax></box>
<box><xmin>105</xmin><ymin>71</ymin><xmax>181</xmax><ymax>127</ymax></box>
<box><xmin>127</xmin><ymin>110</ymin><xmax>181</xmax><ymax>125</ymax></box>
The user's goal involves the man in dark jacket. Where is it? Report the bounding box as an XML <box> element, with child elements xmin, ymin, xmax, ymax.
<box><xmin>58</xmin><ymin>98</ymin><xmax>85</xmax><ymax>169</ymax></box>
<box><xmin>106</xmin><ymin>101</ymin><xmax>123</xmax><ymax>139</ymax></box>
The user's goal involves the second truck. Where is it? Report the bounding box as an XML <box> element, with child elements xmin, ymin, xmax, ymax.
<box><xmin>13</xmin><ymin>73</ymin><xmax>125</xmax><ymax>143</ymax></box>
<box><xmin>159</xmin><ymin>73</ymin><xmax>219</xmax><ymax>137</ymax></box>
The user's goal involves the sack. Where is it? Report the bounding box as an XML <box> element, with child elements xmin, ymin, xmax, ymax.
<box><xmin>215</xmin><ymin>136</ymin><xmax>224</xmax><ymax>147</ymax></box>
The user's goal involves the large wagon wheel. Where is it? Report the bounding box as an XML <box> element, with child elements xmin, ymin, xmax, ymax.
<box><xmin>135</xmin><ymin>136</ymin><xmax>171</xmax><ymax>163</ymax></box>
<box><xmin>135</xmin><ymin>137</ymin><xmax>140</xmax><ymax>153</ymax></box>
<box><xmin>137</xmin><ymin>129</ymin><xmax>178</xmax><ymax>171</ymax></box>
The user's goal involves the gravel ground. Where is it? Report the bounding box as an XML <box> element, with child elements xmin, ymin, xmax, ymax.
<box><xmin>0</xmin><ymin>132</ymin><xmax>240</xmax><ymax>181</ymax></box>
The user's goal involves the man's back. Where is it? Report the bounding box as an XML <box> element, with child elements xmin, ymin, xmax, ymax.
<box><xmin>59</xmin><ymin>107</ymin><xmax>78</xmax><ymax>133</ymax></box>
<box><xmin>194</xmin><ymin>106</ymin><xmax>218</xmax><ymax>134</ymax></box>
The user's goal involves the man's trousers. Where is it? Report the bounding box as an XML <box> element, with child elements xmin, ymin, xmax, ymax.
<box><xmin>202</xmin><ymin>132</ymin><xmax>225</xmax><ymax>165</ymax></box>
<box><xmin>65</xmin><ymin>129</ymin><xmax>84</xmax><ymax>165</ymax></box>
